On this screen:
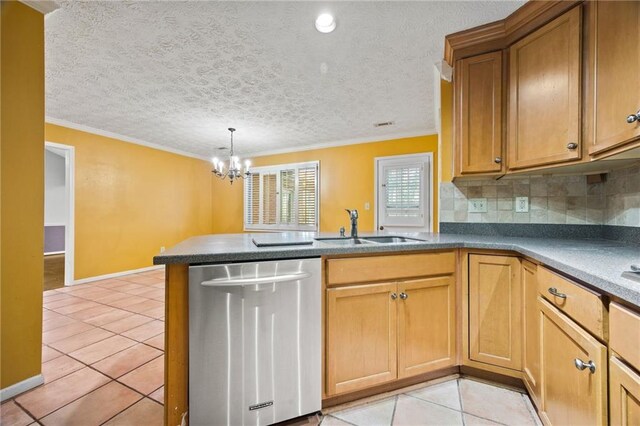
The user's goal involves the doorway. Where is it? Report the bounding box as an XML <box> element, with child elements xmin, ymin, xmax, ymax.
<box><xmin>374</xmin><ymin>153</ymin><xmax>433</xmax><ymax>233</ymax></box>
<box><xmin>44</xmin><ymin>142</ymin><xmax>75</xmax><ymax>289</ymax></box>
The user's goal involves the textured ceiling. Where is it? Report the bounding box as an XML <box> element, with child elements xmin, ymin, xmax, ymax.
<box><xmin>45</xmin><ymin>1</ymin><xmax>523</xmax><ymax>158</ymax></box>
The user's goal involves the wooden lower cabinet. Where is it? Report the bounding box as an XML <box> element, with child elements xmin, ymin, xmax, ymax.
<box><xmin>521</xmin><ymin>260</ymin><xmax>540</xmax><ymax>405</ymax></box>
<box><xmin>325</xmin><ymin>274</ymin><xmax>456</xmax><ymax>396</ymax></box>
<box><xmin>610</xmin><ymin>355</ymin><xmax>640</xmax><ymax>425</ymax></box>
<box><xmin>538</xmin><ymin>298</ymin><xmax>607</xmax><ymax>425</ymax></box>
<box><xmin>397</xmin><ymin>276</ymin><xmax>456</xmax><ymax>379</ymax></box>
<box><xmin>326</xmin><ymin>283</ymin><xmax>397</xmax><ymax>396</ymax></box>
<box><xmin>468</xmin><ymin>254</ymin><xmax>522</xmax><ymax>371</ymax></box>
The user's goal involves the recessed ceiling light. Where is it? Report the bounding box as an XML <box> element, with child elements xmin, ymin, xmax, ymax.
<box><xmin>315</xmin><ymin>13</ymin><xmax>336</xmax><ymax>34</ymax></box>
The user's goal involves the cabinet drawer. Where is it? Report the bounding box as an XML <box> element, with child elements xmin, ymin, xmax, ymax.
<box><xmin>537</xmin><ymin>267</ymin><xmax>607</xmax><ymax>340</ymax></box>
<box><xmin>610</xmin><ymin>303</ymin><xmax>640</xmax><ymax>371</ymax></box>
<box><xmin>326</xmin><ymin>252</ymin><xmax>455</xmax><ymax>285</ymax></box>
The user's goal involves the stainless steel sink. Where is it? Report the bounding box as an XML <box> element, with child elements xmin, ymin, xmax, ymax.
<box><xmin>361</xmin><ymin>236</ymin><xmax>425</xmax><ymax>244</ymax></box>
<box><xmin>314</xmin><ymin>237</ymin><xmax>374</xmax><ymax>245</ymax></box>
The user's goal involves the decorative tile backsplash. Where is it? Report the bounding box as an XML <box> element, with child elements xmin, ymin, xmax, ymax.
<box><xmin>440</xmin><ymin>164</ymin><xmax>640</xmax><ymax>227</ymax></box>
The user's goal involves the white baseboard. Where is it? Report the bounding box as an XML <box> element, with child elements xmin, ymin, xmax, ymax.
<box><xmin>0</xmin><ymin>374</ymin><xmax>44</xmax><ymax>402</ymax></box>
<box><xmin>70</xmin><ymin>265</ymin><xmax>164</xmax><ymax>286</ymax></box>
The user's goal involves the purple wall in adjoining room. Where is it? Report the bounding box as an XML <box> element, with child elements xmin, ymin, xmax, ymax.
<box><xmin>44</xmin><ymin>225</ymin><xmax>65</xmax><ymax>254</ymax></box>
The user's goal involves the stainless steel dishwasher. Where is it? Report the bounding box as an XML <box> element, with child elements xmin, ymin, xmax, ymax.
<box><xmin>189</xmin><ymin>258</ymin><xmax>321</xmax><ymax>426</ymax></box>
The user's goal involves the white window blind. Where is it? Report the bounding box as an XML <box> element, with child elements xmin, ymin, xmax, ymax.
<box><xmin>244</xmin><ymin>161</ymin><xmax>319</xmax><ymax>231</ymax></box>
<box><xmin>380</xmin><ymin>160</ymin><xmax>427</xmax><ymax>227</ymax></box>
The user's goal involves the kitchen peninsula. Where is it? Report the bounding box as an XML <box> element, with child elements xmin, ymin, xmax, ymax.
<box><xmin>154</xmin><ymin>231</ymin><xmax>640</xmax><ymax>425</ymax></box>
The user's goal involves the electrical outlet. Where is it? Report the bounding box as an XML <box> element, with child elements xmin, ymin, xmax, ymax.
<box><xmin>364</xmin><ymin>202</ymin><xmax>370</xmax><ymax>211</ymax></box>
<box><xmin>515</xmin><ymin>197</ymin><xmax>529</xmax><ymax>213</ymax></box>
<box><xmin>468</xmin><ymin>198</ymin><xmax>488</xmax><ymax>213</ymax></box>
<box><xmin>160</xmin><ymin>246</ymin><xmax>165</xmax><ymax>253</ymax></box>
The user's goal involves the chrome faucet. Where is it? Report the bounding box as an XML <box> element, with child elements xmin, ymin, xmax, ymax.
<box><xmin>345</xmin><ymin>209</ymin><xmax>359</xmax><ymax>238</ymax></box>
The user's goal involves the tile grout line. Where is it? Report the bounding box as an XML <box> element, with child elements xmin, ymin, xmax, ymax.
<box><xmin>45</xmin><ymin>286</ymin><xmax>165</xmax><ymax>322</ymax></box>
<box><xmin>10</xmin><ymin>273</ymin><xmax>167</xmax><ymax>423</ymax></box>
<box><xmin>401</xmin><ymin>392</ymin><xmax>463</xmax><ymax>415</ymax></box>
<box><xmin>43</xmin><ymin>288</ymin><xmax>165</xmax><ymax>343</ymax></box>
<box><xmin>98</xmin><ymin>397</ymin><xmax>164</xmax><ymax>426</ymax></box>
<box><xmin>455</xmin><ymin>379</ymin><xmax>466</xmax><ymax>426</ymax></box>
<box><xmin>11</xmin><ymin>398</ymin><xmax>40</xmax><ymax>425</ymax></box>
<box><xmin>388</xmin><ymin>394</ymin><xmax>398</xmax><ymax>426</ymax></box>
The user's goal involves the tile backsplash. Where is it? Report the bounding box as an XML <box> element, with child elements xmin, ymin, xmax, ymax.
<box><xmin>440</xmin><ymin>164</ymin><xmax>640</xmax><ymax>227</ymax></box>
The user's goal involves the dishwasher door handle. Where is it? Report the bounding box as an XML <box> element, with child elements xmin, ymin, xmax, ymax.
<box><xmin>200</xmin><ymin>272</ymin><xmax>312</xmax><ymax>287</ymax></box>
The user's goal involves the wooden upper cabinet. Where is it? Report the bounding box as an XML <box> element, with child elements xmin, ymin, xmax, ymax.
<box><xmin>454</xmin><ymin>51</ymin><xmax>504</xmax><ymax>176</ymax></box>
<box><xmin>325</xmin><ymin>283</ymin><xmax>397</xmax><ymax>396</ymax></box>
<box><xmin>588</xmin><ymin>1</ymin><xmax>640</xmax><ymax>157</ymax></box>
<box><xmin>468</xmin><ymin>254</ymin><xmax>522</xmax><ymax>371</ymax></box>
<box><xmin>508</xmin><ymin>6</ymin><xmax>582</xmax><ymax>170</ymax></box>
<box><xmin>397</xmin><ymin>276</ymin><xmax>456</xmax><ymax>379</ymax></box>
<box><xmin>538</xmin><ymin>298</ymin><xmax>607</xmax><ymax>426</ymax></box>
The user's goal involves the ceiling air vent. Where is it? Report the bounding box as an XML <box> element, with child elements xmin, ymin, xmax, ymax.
<box><xmin>374</xmin><ymin>121</ymin><xmax>395</xmax><ymax>128</ymax></box>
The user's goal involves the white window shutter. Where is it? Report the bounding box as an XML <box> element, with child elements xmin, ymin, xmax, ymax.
<box><xmin>383</xmin><ymin>163</ymin><xmax>424</xmax><ymax>226</ymax></box>
<box><xmin>243</xmin><ymin>161</ymin><xmax>319</xmax><ymax>231</ymax></box>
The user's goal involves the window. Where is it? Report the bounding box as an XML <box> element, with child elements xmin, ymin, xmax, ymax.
<box><xmin>377</xmin><ymin>153</ymin><xmax>431</xmax><ymax>232</ymax></box>
<box><xmin>244</xmin><ymin>161</ymin><xmax>319</xmax><ymax>231</ymax></box>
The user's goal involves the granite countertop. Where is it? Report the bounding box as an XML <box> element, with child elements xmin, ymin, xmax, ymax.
<box><xmin>154</xmin><ymin>231</ymin><xmax>640</xmax><ymax>307</ymax></box>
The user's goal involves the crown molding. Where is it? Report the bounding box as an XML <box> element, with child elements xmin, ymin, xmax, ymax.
<box><xmin>243</xmin><ymin>130</ymin><xmax>437</xmax><ymax>158</ymax></box>
<box><xmin>45</xmin><ymin>117</ymin><xmax>210</xmax><ymax>162</ymax></box>
<box><xmin>46</xmin><ymin>118</ymin><xmax>436</xmax><ymax>162</ymax></box>
<box><xmin>19</xmin><ymin>0</ymin><xmax>59</xmax><ymax>15</ymax></box>
<box><xmin>444</xmin><ymin>0</ymin><xmax>582</xmax><ymax>66</ymax></box>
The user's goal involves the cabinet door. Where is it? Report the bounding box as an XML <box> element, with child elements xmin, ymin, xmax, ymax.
<box><xmin>468</xmin><ymin>255</ymin><xmax>522</xmax><ymax>370</ymax></box>
<box><xmin>326</xmin><ymin>283</ymin><xmax>397</xmax><ymax>395</ymax></box>
<box><xmin>610</xmin><ymin>355</ymin><xmax>640</xmax><ymax>426</ymax></box>
<box><xmin>522</xmin><ymin>260</ymin><xmax>540</xmax><ymax>404</ymax></box>
<box><xmin>508</xmin><ymin>6</ymin><xmax>582</xmax><ymax>170</ymax></box>
<box><xmin>397</xmin><ymin>276</ymin><xmax>455</xmax><ymax>379</ymax></box>
<box><xmin>454</xmin><ymin>51</ymin><xmax>504</xmax><ymax>176</ymax></box>
<box><xmin>538</xmin><ymin>298</ymin><xmax>607</xmax><ymax>426</ymax></box>
<box><xmin>589</xmin><ymin>1</ymin><xmax>640</xmax><ymax>156</ymax></box>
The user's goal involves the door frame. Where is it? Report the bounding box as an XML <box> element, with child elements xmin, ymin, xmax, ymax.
<box><xmin>44</xmin><ymin>141</ymin><xmax>75</xmax><ymax>286</ymax></box>
<box><xmin>374</xmin><ymin>152</ymin><xmax>434</xmax><ymax>233</ymax></box>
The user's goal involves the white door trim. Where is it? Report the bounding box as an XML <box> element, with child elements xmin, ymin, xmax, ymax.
<box><xmin>45</xmin><ymin>141</ymin><xmax>75</xmax><ymax>286</ymax></box>
<box><xmin>374</xmin><ymin>152</ymin><xmax>434</xmax><ymax>233</ymax></box>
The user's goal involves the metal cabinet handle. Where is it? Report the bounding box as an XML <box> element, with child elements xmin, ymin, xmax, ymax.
<box><xmin>494</xmin><ymin>157</ymin><xmax>502</xmax><ymax>164</ymax></box>
<box><xmin>567</xmin><ymin>142</ymin><xmax>578</xmax><ymax>150</ymax></box>
<box><xmin>399</xmin><ymin>292</ymin><xmax>408</xmax><ymax>300</ymax></box>
<box><xmin>548</xmin><ymin>287</ymin><xmax>567</xmax><ymax>299</ymax></box>
<box><xmin>391</xmin><ymin>292</ymin><xmax>397</xmax><ymax>300</ymax></box>
<box><xmin>627</xmin><ymin>110</ymin><xmax>640</xmax><ymax>124</ymax></box>
<box><xmin>574</xmin><ymin>358</ymin><xmax>596</xmax><ymax>374</ymax></box>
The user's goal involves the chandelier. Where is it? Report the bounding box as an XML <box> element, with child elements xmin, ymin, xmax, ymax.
<box><xmin>212</xmin><ymin>128</ymin><xmax>251</xmax><ymax>184</ymax></box>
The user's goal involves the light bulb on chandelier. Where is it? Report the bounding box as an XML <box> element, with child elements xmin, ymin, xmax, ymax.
<box><xmin>212</xmin><ymin>128</ymin><xmax>251</xmax><ymax>184</ymax></box>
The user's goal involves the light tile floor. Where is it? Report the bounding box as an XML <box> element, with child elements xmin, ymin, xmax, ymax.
<box><xmin>2</xmin><ymin>269</ymin><xmax>543</xmax><ymax>426</ymax></box>
<box><xmin>322</xmin><ymin>378</ymin><xmax>543</xmax><ymax>426</ymax></box>
<box><xmin>1</xmin><ymin>268</ymin><xmax>166</xmax><ymax>426</ymax></box>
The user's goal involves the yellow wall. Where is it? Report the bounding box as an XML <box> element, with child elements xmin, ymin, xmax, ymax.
<box><xmin>212</xmin><ymin>135</ymin><xmax>439</xmax><ymax>234</ymax></box>
<box><xmin>45</xmin><ymin>124</ymin><xmax>213</xmax><ymax>280</ymax></box>
<box><xmin>440</xmin><ymin>79</ymin><xmax>454</xmax><ymax>183</ymax></box>
<box><xmin>1</xmin><ymin>1</ymin><xmax>45</xmax><ymax>389</ymax></box>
